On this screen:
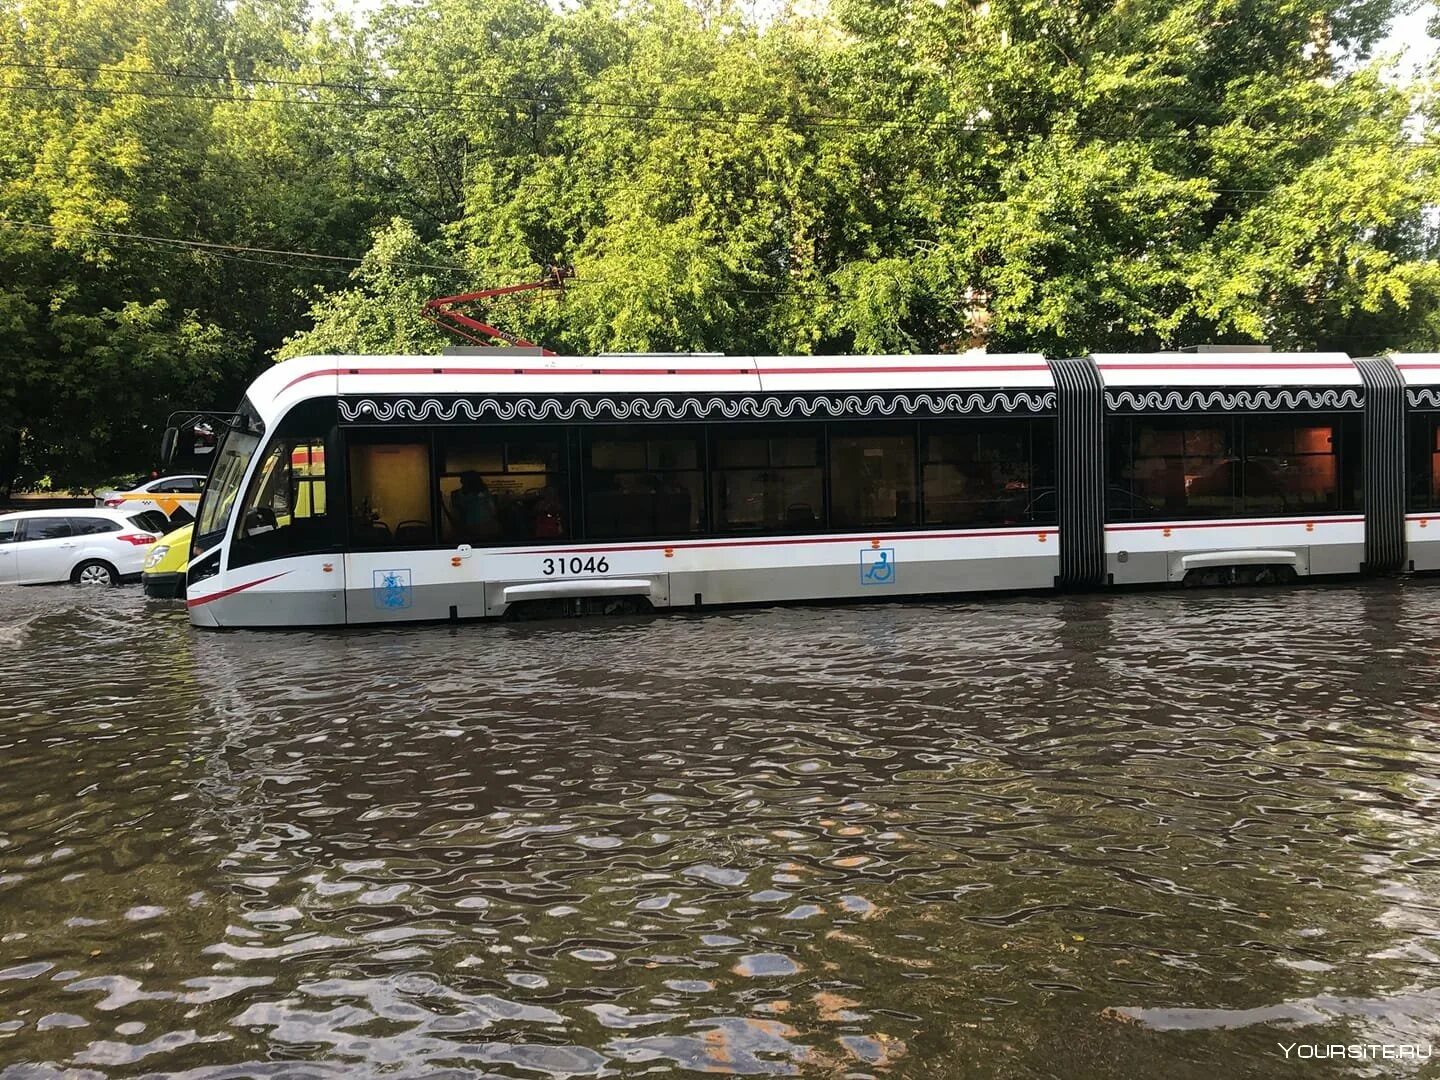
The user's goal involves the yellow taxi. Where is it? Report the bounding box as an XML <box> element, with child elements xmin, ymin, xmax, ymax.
<box><xmin>142</xmin><ymin>522</ymin><xmax>193</xmax><ymax>599</ymax></box>
<box><xmin>99</xmin><ymin>474</ymin><xmax>207</xmax><ymax>525</ymax></box>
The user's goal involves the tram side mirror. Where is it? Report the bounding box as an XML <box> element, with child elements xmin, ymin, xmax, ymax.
<box><xmin>160</xmin><ymin>426</ymin><xmax>179</xmax><ymax>466</ymax></box>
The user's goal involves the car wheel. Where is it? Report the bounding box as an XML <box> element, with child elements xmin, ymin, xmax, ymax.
<box><xmin>72</xmin><ymin>560</ymin><xmax>119</xmax><ymax>587</ymax></box>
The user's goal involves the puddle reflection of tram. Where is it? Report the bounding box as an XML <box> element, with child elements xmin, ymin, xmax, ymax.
<box><xmin>175</xmin><ymin>349</ymin><xmax>1440</xmax><ymax>628</ymax></box>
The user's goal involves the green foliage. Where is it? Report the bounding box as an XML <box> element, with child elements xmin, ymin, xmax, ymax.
<box><xmin>277</xmin><ymin>219</ymin><xmax>451</xmax><ymax>358</ymax></box>
<box><xmin>31</xmin><ymin>299</ymin><xmax>236</xmax><ymax>480</ymax></box>
<box><xmin>1</xmin><ymin>0</ymin><xmax>1436</xmax><ymax>487</ymax></box>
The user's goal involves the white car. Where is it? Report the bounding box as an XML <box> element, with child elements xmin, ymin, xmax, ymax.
<box><xmin>0</xmin><ymin>508</ymin><xmax>163</xmax><ymax>585</ymax></box>
<box><xmin>95</xmin><ymin>474</ymin><xmax>207</xmax><ymax>524</ymax></box>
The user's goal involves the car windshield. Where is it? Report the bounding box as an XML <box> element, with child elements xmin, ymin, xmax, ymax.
<box><xmin>194</xmin><ymin>424</ymin><xmax>260</xmax><ymax>548</ymax></box>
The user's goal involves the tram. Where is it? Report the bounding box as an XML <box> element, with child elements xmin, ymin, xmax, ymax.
<box><xmin>179</xmin><ymin>349</ymin><xmax>1440</xmax><ymax>628</ymax></box>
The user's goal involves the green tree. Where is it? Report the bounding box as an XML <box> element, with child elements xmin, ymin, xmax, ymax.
<box><xmin>277</xmin><ymin>218</ymin><xmax>453</xmax><ymax>358</ymax></box>
<box><xmin>0</xmin><ymin>0</ymin><xmax>379</xmax><ymax>486</ymax></box>
<box><xmin>1</xmin><ymin>0</ymin><xmax>1436</xmax><ymax>490</ymax></box>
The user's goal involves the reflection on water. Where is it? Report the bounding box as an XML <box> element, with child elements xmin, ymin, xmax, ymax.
<box><xmin>1</xmin><ymin>583</ymin><xmax>1440</xmax><ymax>1077</ymax></box>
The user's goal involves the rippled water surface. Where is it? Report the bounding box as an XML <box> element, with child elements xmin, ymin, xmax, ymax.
<box><xmin>3</xmin><ymin>583</ymin><xmax>1440</xmax><ymax>1078</ymax></box>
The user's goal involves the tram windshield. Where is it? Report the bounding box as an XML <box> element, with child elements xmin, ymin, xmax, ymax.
<box><xmin>193</xmin><ymin>406</ymin><xmax>261</xmax><ymax>552</ymax></box>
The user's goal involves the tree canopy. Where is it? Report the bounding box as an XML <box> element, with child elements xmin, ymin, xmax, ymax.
<box><xmin>1</xmin><ymin>0</ymin><xmax>1436</xmax><ymax>487</ymax></box>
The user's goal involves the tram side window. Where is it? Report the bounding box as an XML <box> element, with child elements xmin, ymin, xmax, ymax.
<box><xmin>1108</xmin><ymin>414</ymin><xmax>1360</xmax><ymax>521</ymax></box>
<box><xmin>438</xmin><ymin>429</ymin><xmax>567</xmax><ymax>544</ymax></box>
<box><xmin>584</xmin><ymin>426</ymin><xmax>706</xmax><ymax>538</ymax></box>
<box><xmin>922</xmin><ymin>419</ymin><xmax>1054</xmax><ymax>525</ymax></box>
<box><xmin>1108</xmin><ymin>418</ymin><xmax>1238</xmax><ymax>520</ymax></box>
<box><xmin>1410</xmin><ymin>413</ymin><xmax>1440</xmax><ymax>511</ymax></box>
<box><xmin>829</xmin><ymin>424</ymin><xmax>917</xmax><ymax>528</ymax></box>
<box><xmin>348</xmin><ymin>436</ymin><xmax>434</xmax><ymax>547</ymax></box>
<box><xmin>1431</xmin><ymin>418</ymin><xmax>1440</xmax><ymax>510</ymax></box>
<box><xmin>1240</xmin><ymin>418</ymin><xmax>1341</xmax><ymax>515</ymax></box>
<box><xmin>711</xmin><ymin>426</ymin><xmax>823</xmax><ymax>532</ymax></box>
<box><xmin>230</xmin><ymin>436</ymin><xmax>333</xmax><ymax>569</ymax></box>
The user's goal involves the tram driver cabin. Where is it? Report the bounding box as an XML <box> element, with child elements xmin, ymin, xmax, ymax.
<box><xmin>181</xmin><ymin>350</ymin><xmax>1440</xmax><ymax>628</ymax></box>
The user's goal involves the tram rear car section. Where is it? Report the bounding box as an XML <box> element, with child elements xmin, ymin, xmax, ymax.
<box><xmin>181</xmin><ymin>350</ymin><xmax>1440</xmax><ymax>628</ymax></box>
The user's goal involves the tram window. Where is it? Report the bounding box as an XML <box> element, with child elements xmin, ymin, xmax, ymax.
<box><xmin>1031</xmin><ymin>418</ymin><xmax>1057</xmax><ymax>493</ymax></box>
<box><xmin>348</xmin><ymin>437</ymin><xmax>433</xmax><ymax>547</ymax></box>
<box><xmin>922</xmin><ymin>420</ymin><xmax>1051</xmax><ymax>526</ymax></box>
<box><xmin>1433</xmin><ymin>421</ymin><xmax>1440</xmax><ymax>509</ymax></box>
<box><xmin>1109</xmin><ymin>415</ymin><xmax>1361</xmax><ymax>521</ymax></box>
<box><xmin>711</xmin><ymin>426</ymin><xmax>823</xmax><ymax>532</ymax></box>
<box><xmin>829</xmin><ymin>424</ymin><xmax>917</xmax><ymax>528</ymax></box>
<box><xmin>583</xmin><ymin>426</ymin><xmax>705</xmax><ymax>538</ymax></box>
<box><xmin>1409</xmin><ymin>414</ymin><xmax>1440</xmax><ymax>511</ymax></box>
<box><xmin>437</xmin><ymin>429</ymin><xmax>567</xmax><ymax>544</ymax></box>
<box><xmin>1109</xmin><ymin>418</ymin><xmax>1239</xmax><ymax>520</ymax></box>
<box><xmin>230</xmin><ymin>435</ymin><xmax>334</xmax><ymax>568</ymax></box>
<box><xmin>1240</xmin><ymin>419</ymin><xmax>1340</xmax><ymax>514</ymax></box>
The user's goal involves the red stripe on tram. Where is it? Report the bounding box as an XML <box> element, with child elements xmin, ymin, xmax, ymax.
<box><xmin>754</xmin><ymin>364</ymin><xmax>1051</xmax><ymax>374</ymax></box>
<box><xmin>506</xmin><ymin>527</ymin><xmax>1059</xmax><ymax>557</ymax></box>
<box><xmin>1104</xmin><ymin>516</ymin><xmax>1364</xmax><ymax>533</ymax></box>
<box><xmin>284</xmin><ymin>363</ymin><xmax>1055</xmax><ymax>392</ymax></box>
<box><xmin>1096</xmin><ymin>362</ymin><xmax>1357</xmax><ymax>371</ymax></box>
<box><xmin>186</xmin><ymin>570</ymin><xmax>291</xmax><ymax>608</ymax></box>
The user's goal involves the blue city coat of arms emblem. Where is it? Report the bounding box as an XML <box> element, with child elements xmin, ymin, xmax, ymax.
<box><xmin>373</xmin><ymin>568</ymin><xmax>414</xmax><ymax>609</ymax></box>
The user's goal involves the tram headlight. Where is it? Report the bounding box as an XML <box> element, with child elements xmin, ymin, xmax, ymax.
<box><xmin>188</xmin><ymin>547</ymin><xmax>221</xmax><ymax>584</ymax></box>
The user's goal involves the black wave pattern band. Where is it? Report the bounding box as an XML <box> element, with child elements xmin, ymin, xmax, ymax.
<box><xmin>1105</xmin><ymin>388</ymin><xmax>1365</xmax><ymax>413</ymax></box>
<box><xmin>336</xmin><ymin>391</ymin><xmax>1061</xmax><ymax>424</ymax></box>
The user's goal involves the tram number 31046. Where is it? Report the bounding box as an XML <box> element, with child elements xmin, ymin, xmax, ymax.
<box><xmin>541</xmin><ymin>556</ymin><xmax>610</xmax><ymax>576</ymax></box>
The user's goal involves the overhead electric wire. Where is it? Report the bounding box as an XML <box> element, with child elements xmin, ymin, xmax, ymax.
<box><xmin>2</xmin><ymin>57</ymin><xmax>1421</xmax><ymax>135</ymax></box>
<box><xmin>0</xmin><ymin>62</ymin><xmax>1431</xmax><ymax>150</ymax></box>
<box><xmin>185</xmin><ymin>248</ymin><xmax>358</xmax><ymax>277</ymax></box>
<box><xmin>0</xmin><ymin>219</ymin><xmax>474</xmax><ymax>273</ymax></box>
<box><xmin>0</xmin><ymin>57</ymin><xmax>1237</xmax><ymax>126</ymax></box>
<box><xmin>0</xmin><ymin>218</ymin><xmax>940</xmax><ymax>299</ymax></box>
<box><xmin>0</xmin><ymin>137</ymin><xmax>1412</xmax><ymax>281</ymax></box>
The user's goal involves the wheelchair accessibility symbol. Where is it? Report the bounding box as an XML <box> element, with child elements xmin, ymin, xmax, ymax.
<box><xmin>860</xmin><ymin>548</ymin><xmax>896</xmax><ymax>586</ymax></box>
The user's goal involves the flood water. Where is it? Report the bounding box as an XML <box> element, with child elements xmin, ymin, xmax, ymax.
<box><xmin>2</xmin><ymin>583</ymin><xmax>1440</xmax><ymax>1078</ymax></box>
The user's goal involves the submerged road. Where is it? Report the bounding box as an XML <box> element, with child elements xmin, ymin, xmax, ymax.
<box><xmin>1</xmin><ymin>583</ymin><xmax>1439</xmax><ymax>1077</ymax></box>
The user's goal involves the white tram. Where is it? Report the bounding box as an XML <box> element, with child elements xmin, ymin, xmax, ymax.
<box><xmin>180</xmin><ymin>349</ymin><xmax>1440</xmax><ymax>628</ymax></box>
